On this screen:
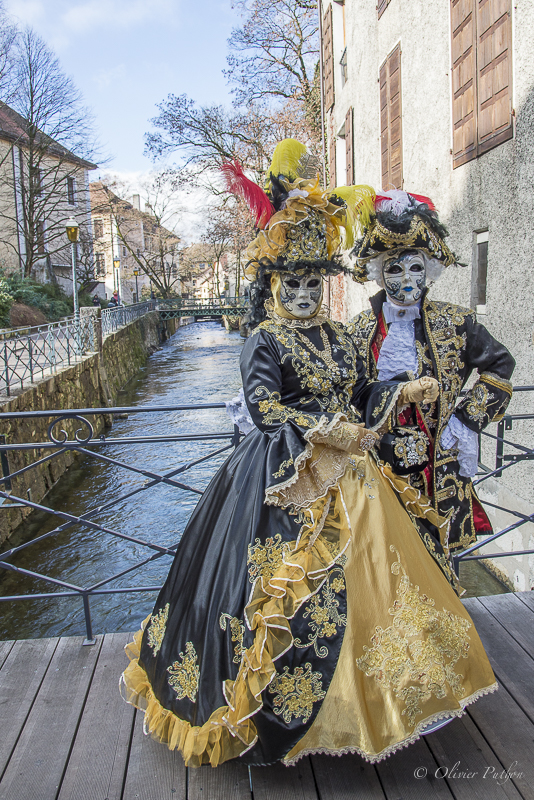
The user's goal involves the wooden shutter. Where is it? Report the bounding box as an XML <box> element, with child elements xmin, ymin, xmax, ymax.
<box><xmin>451</xmin><ymin>0</ymin><xmax>477</xmax><ymax>167</ymax></box>
<box><xmin>328</xmin><ymin>125</ymin><xmax>336</xmax><ymax>189</ymax></box>
<box><xmin>378</xmin><ymin>0</ymin><xmax>391</xmax><ymax>19</ymax></box>
<box><xmin>345</xmin><ymin>107</ymin><xmax>353</xmax><ymax>185</ymax></box>
<box><xmin>379</xmin><ymin>45</ymin><xmax>403</xmax><ymax>190</ymax></box>
<box><xmin>323</xmin><ymin>5</ymin><xmax>334</xmax><ymax>112</ymax></box>
<box><xmin>476</xmin><ymin>0</ymin><xmax>513</xmax><ymax>154</ymax></box>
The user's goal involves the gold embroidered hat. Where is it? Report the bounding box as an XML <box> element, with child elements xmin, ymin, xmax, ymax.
<box><xmin>351</xmin><ymin>189</ymin><xmax>459</xmax><ymax>283</ymax></box>
<box><xmin>221</xmin><ymin>139</ymin><xmax>376</xmax><ymax>281</ymax></box>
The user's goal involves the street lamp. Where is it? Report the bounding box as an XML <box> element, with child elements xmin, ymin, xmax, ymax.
<box><xmin>65</xmin><ymin>217</ymin><xmax>79</xmax><ymax>322</ymax></box>
<box><xmin>113</xmin><ymin>257</ymin><xmax>121</xmax><ymax>301</ymax></box>
<box><xmin>133</xmin><ymin>269</ymin><xmax>139</xmax><ymax>303</ymax></box>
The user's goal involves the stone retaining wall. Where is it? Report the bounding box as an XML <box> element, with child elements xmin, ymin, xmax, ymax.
<box><xmin>0</xmin><ymin>311</ymin><xmax>172</xmax><ymax>544</ymax></box>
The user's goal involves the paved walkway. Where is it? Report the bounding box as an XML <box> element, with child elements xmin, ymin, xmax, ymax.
<box><xmin>0</xmin><ymin>592</ymin><xmax>533</xmax><ymax>800</ymax></box>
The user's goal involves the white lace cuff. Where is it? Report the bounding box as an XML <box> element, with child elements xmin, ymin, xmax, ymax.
<box><xmin>440</xmin><ymin>414</ymin><xmax>479</xmax><ymax>478</ymax></box>
<box><xmin>225</xmin><ymin>388</ymin><xmax>256</xmax><ymax>435</ymax></box>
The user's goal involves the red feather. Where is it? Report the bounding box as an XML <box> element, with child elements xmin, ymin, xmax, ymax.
<box><xmin>408</xmin><ymin>193</ymin><xmax>436</xmax><ymax>211</ymax></box>
<box><xmin>221</xmin><ymin>160</ymin><xmax>274</xmax><ymax>228</ymax></box>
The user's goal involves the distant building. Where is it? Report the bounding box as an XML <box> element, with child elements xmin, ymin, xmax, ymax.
<box><xmin>320</xmin><ymin>0</ymin><xmax>534</xmax><ymax>589</ymax></box>
<box><xmin>0</xmin><ymin>101</ymin><xmax>97</xmax><ymax>288</ymax></box>
<box><xmin>90</xmin><ymin>183</ymin><xmax>181</xmax><ymax>303</ymax></box>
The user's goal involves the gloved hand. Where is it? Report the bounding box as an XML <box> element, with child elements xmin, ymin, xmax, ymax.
<box><xmin>399</xmin><ymin>376</ymin><xmax>439</xmax><ymax>405</ymax></box>
<box><xmin>311</xmin><ymin>421</ymin><xmax>379</xmax><ymax>455</ymax></box>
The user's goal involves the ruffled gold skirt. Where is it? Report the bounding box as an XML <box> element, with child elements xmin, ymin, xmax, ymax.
<box><xmin>121</xmin><ymin>452</ymin><xmax>497</xmax><ymax>767</ymax></box>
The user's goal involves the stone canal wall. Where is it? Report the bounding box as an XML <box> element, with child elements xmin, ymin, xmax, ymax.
<box><xmin>0</xmin><ymin>311</ymin><xmax>177</xmax><ymax>544</ymax></box>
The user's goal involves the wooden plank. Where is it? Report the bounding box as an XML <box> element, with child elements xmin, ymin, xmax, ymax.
<box><xmin>251</xmin><ymin>756</ymin><xmax>317</xmax><ymax>800</ymax></box>
<box><xmin>311</xmin><ymin>754</ymin><xmax>386</xmax><ymax>799</ymax></box>
<box><xmin>188</xmin><ymin>762</ymin><xmax>251</xmax><ymax>800</ymax></box>
<box><xmin>376</xmin><ymin>737</ymin><xmax>454</xmax><ymax>799</ymax></box>
<box><xmin>463</xmin><ymin>598</ymin><xmax>534</xmax><ymax>718</ymax></box>
<box><xmin>122</xmin><ymin>711</ymin><xmax>186</xmax><ymax>800</ymax></box>
<box><xmin>426</xmin><ymin>715</ymin><xmax>522</xmax><ymax>799</ymax></box>
<box><xmin>477</xmin><ymin>593</ymin><xmax>534</xmax><ymax>657</ymax></box>
<box><xmin>467</xmin><ymin>680</ymin><xmax>534</xmax><ymax>799</ymax></box>
<box><xmin>0</xmin><ymin>637</ymin><xmax>58</xmax><ymax>777</ymax></box>
<box><xmin>57</xmin><ymin>632</ymin><xmax>136</xmax><ymax>800</ymax></box>
<box><xmin>0</xmin><ymin>640</ymin><xmax>14</xmax><ymax>670</ymax></box>
<box><xmin>0</xmin><ymin>636</ymin><xmax>101</xmax><ymax>800</ymax></box>
<box><xmin>516</xmin><ymin>590</ymin><xmax>534</xmax><ymax>613</ymax></box>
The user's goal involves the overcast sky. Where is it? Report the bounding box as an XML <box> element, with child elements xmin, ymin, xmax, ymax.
<box><xmin>6</xmin><ymin>0</ymin><xmax>240</xmax><ymax>177</ymax></box>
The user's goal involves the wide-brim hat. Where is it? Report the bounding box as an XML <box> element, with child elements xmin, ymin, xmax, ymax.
<box><xmin>351</xmin><ymin>190</ymin><xmax>459</xmax><ymax>283</ymax></box>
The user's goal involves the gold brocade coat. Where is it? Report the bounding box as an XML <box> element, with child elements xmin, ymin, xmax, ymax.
<box><xmin>348</xmin><ymin>290</ymin><xmax>515</xmax><ymax>550</ymax></box>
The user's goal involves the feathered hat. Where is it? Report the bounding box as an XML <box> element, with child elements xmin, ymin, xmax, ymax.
<box><xmin>221</xmin><ymin>139</ymin><xmax>376</xmax><ymax>281</ymax></box>
<box><xmin>351</xmin><ymin>189</ymin><xmax>460</xmax><ymax>283</ymax></box>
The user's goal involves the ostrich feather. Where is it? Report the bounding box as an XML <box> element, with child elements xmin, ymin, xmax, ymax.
<box><xmin>266</xmin><ymin>139</ymin><xmax>308</xmax><ymax>186</ymax></box>
<box><xmin>331</xmin><ymin>185</ymin><xmax>376</xmax><ymax>248</ymax></box>
<box><xmin>221</xmin><ymin>160</ymin><xmax>274</xmax><ymax>228</ymax></box>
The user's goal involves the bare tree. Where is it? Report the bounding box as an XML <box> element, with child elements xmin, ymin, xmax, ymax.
<box><xmin>226</xmin><ymin>0</ymin><xmax>320</xmax><ymax>130</ymax></box>
<box><xmin>0</xmin><ymin>2</ymin><xmax>17</xmax><ymax>97</ymax></box>
<box><xmin>93</xmin><ymin>172</ymin><xmax>183</xmax><ymax>299</ymax></box>
<box><xmin>0</xmin><ymin>28</ymin><xmax>98</xmax><ymax>278</ymax></box>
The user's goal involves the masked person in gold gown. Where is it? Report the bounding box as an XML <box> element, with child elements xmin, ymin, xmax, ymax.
<box><xmin>120</xmin><ymin>141</ymin><xmax>497</xmax><ymax>768</ymax></box>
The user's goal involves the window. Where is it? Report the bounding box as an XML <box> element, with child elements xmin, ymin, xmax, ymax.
<box><xmin>378</xmin><ymin>0</ymin><xmax>392</xmax><ymax>18</ymax></box>
<box><xmin>123</xmin><ymin>245</ymin><xmax>127</xmax><ymax>256</ymax></box>
<box><xmin>67</xmin><ymin>176</ymin><xmax>76</xmax><ymax>205</ymax></box>
<box><xmin>328</xmin><ymin>118</ymin><xmax>336</xmax><ymax>189</ymax></box>
<box><xmin>451</xmin><ymin>0</ymin><xmax>513</xmax><ymax>168</ymax></box>
<box><xmin>322</xmin><ymin>4</ymin><xmax>334</xmax><ymax>111</ymax></box>
<box><xmin>31</xmin><ymin>167</ymin><xmax>42</xmax><ymax>196</ymax></box>
<box><xmin>36</xmin><ymin>221</ymin><xmax>46</xmax><ymax>254</ymax></box>
<box><xmin>340</xmin><ymin>47</ymin><xmax>348</xmax><ymax>88</ymax></box>
<box><xmin>345</xmin><ymin>107</ymin><xmax>354</xmax><ymax>184</ymax></box>
<box><xmin>93</xmin><ymin>219</ymin><xmax>103</xmax><ymax>239</ymax></box>
<box><xmin>471</xmin><ymin>230</ymin><xmax>489</xmax><ymax>310</ymax></box>
<box><xmin>95</xmin><ymin>252</ymin><xmax>106</xmax><ymax>276</ymax></box>
<box><xmin>379</xmin><ymin>44</ymin><xmax>403</xmax><ymax>190</ymax></box>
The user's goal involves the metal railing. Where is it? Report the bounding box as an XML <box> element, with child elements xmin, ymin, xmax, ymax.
<box><xmin>0</xmin><ymin>301</ymin><xmax>157</xmax><ymax>397</ymax></box>
<box><xmin>0</xmin><ymin>389</ymin><xmax>531</xmax><ymax>642</ymax></box>
<box><xmin>452</xmin><ymin>385</ymin><xmax>534</xmax><ymax>576</ymax></box>
<box><xmin>0</xmin><ymin>402</ymin><xmax>240</xmax><ymax>643</ymax></box>
<box><xmin>157</xmin><ymin>296</ymin><xmax>248</xmax><ymax>320</ymax></box>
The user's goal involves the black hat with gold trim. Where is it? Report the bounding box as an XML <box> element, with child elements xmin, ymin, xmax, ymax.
<box><xmin>351</xmin><ymin>189</ymin><xmax>460</xmax><ymax>284</ymax></box>
<box><xmin>221</xmin><ymin>139</ymin><xmax>376</xmax><ymax>281</ymax></box>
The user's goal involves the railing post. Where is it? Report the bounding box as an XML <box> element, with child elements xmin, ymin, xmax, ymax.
<box><xmin>94</xmin><ymin>308</ymin><xmax>103</xmax><ymax>354</ymax></box>
<box><xmin>28</xmin><ymin>336</ymin><xmax>33</xmax><ymax>384</ymax></box>
<box><xmin>495</xmin><ymin>418</ymin><xmax>504</xmax><ymax>477</ymax></box>
<box><xmin>4</xmin><ymin>342</ymin><xmax>10</xmax><ymax>397</ymax></box>
<box><xmin>82</xmin><ymin>593</ymin><xmax>96</xmax><ymax>645</ymax></box>
<box><xmin>0</xmin><ymin>434</ymin><xmax>12</xmax><ymax>492</ymax></box>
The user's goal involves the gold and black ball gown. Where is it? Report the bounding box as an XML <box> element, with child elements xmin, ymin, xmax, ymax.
<box><xmin>121</xmin><ymin>309</ymin><xmax>497</xmax><ymax>767</ymax></box>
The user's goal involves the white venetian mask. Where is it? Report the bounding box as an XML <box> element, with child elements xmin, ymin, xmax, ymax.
<box><xmin>382</xmin><ymin>250</ymin><xmax>426</xmax><ymax>306</ymax></box>
<box><xmin>275</xmin><ymin>271</ymin><xmax>324</xmax><ymax>319</ymax></box>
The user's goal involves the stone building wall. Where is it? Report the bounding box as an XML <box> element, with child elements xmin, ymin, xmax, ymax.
<box><xmin>322</xmin><ymin>0</ymin><xmax>534</xmax><ymax>589</ymax></box>
<box><xmin>0</xmin><ymin>311</ymin><xmax>170</xmax><ymax>544</ymax></box>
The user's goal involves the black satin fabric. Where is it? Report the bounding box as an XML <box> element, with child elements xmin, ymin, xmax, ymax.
<box><xmin>138</xmin><ymin>318</ymin><xmax>402</xmax><ymax>765</ymax></box>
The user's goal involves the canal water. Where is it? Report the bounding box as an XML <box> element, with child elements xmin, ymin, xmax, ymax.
<box><xmin>0</xmin><ymin>321</ymin><xmax>506</xmax><ymax>640</ymax></box>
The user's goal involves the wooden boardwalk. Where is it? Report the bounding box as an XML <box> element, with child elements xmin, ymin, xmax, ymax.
<box><xmin>0</xmin><ymin>592</ymin><xmax>533</xmax><ymax>800</ymax></box>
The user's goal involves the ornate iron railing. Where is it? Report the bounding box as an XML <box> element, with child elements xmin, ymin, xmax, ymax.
<box><xmin>0</xmin><ymin>402</ymin><xmax>240</xmax><ymax>643</ymax></box>
<box><xmin>0</xmin><ymin>389</ymin><xmax>532</xmax><ymax>643</ymax></box>
<box><xmin>157</xmin><ymin>296</ymin><xmax>248</xmax><ymax>320</ymax></box>
<box><xmin>0</xmin><ymin>302</ymin><xmax>157</xmax><ymax>397</ymax></box>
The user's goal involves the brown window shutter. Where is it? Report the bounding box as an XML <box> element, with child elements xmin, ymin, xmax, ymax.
<box><xmin>451</xmin><ymin>0</ymin><xmax>477</xmax><ymax>167</ymax></box>
<box><xmin>323</xmin><ymin>5</ymin><xmax>334</xmax><ymax>112</ymax></box>
<box><xmin>329</xmin><ymin>126</ymin><xmax>337</xmax><ymax>189</ymax></box>
<box><xmin>345</xmin><ymin>107</ymin><xmax>353</xmax><ymax>185</ymax></box>
<box><xmin>378</xmin><ymin>0</ymin><xmax>391</xmax><ymax>20</ymax></box>
<box><xmin>476</xmin><ymin>0</ymin><xmax>513</xmax><ymax>155</ymax></box>
<box><xmin>380</xmin><ymin>44</ymin><xmax>403</xmax><ymax>190</ymax></box>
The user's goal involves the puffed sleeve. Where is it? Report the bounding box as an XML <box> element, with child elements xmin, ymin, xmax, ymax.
<box><xmin>453</xmin><ymin>316</ymin><xmax>515</xmax><ymax>433</ymax></box>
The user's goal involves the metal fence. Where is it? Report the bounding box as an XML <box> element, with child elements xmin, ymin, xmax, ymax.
<box><xmin>0</xmin><ymin>301</ymin><xmax>157</xmax><ymax>397</ymax></box>
<box><xmin>0</xmin><ymin>389</ymin><xmax>532</xmax><ymax>643</ymax></box>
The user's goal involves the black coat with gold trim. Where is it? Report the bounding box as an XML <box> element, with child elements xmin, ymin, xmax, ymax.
<box><xmin>348</xmin><ymin>290</ymin><xmax>515</xmax><ymax>551</ymax></box>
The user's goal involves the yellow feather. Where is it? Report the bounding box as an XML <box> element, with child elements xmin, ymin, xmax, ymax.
<box><xmin>265</xmin><ymin>139</ymin><xmax>308</xmax><ymax>187</ymax></box>
<box><xmin>330</xmin><ymin>185</ymin><xmax>376</xmax><ymax>249</ymax></box>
